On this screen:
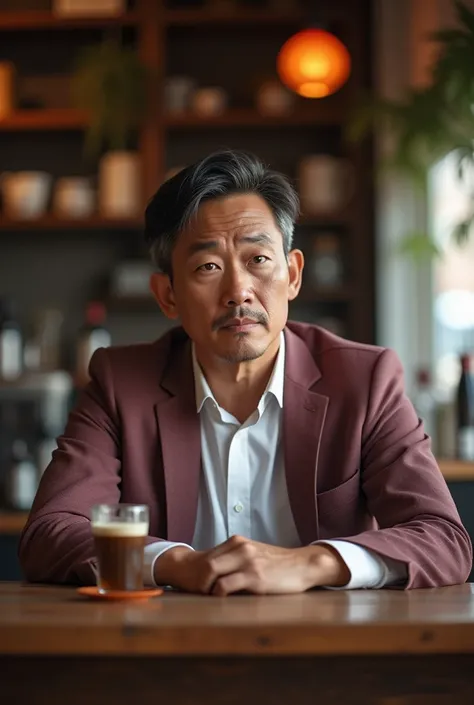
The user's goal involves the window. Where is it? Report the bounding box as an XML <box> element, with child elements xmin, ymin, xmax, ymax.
<box><xmin>431</xmin><ymin>153</ymin><xmax>474</xmax><ymax>396</ymax></box>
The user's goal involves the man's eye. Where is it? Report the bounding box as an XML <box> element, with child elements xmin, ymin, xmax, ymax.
<box><xmin>251</xmin><ymin>256</ymin><xmax>269</xmax><ymax>264</ymax></box>
<box><xmin>198</xmin><ymin>263</ymin><xmax>218</xmax><ymax>271</ymax></box>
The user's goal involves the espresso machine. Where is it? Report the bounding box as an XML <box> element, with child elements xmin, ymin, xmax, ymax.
<box><xmin>0</xmin><ymin>370</ymin><xmax>73</xmax><ymax>507</ymax></box>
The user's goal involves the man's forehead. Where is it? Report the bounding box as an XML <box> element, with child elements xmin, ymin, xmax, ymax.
<box><xmin>183</xmin><ymin>201</ymin><xmax>277</xmax><ymax>239</ymax></box>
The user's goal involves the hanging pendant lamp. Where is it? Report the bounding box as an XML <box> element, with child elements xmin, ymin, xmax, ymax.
<box><xmin>277</xmin><ymin>26</ymin><xmax>351</xmax><ymax>99</ymax></box>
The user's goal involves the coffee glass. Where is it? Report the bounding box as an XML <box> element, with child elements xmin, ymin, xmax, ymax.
<box><xmin>91</xmin><ymin>504</ymin><xmax>149</xmax><ymax>592</ymax></box>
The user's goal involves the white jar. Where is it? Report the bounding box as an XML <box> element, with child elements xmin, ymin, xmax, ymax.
<box><xmin>256</xmin><ymin>81</ymin><xmax>294</xmax><ymax>116</ymax></box>
<box><xmin>53</xmin><ymin>177</ymin><xmax>95</xmax><ymax>218</ymax></box>
<box><xmin>298</xmin><ymin>155</ymin><xmax>354</xmax><ymax>215</ymax></box>
<box><xmin>1</xmin><ymin>171</ymin><xmax>52</xmax><ymax>219</ymax></box>
<box><xmin>98</xmin><ymin>150</ymin><xmax>141</xmax><ymax>218</ymax></box>
<box><xmin>191</xmin><ymin>87</ymin><xmax>228</xmax><ymax>117</ymax></box>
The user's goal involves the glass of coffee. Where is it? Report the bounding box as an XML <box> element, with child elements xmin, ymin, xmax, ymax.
<box><xmin>91</xmin><ymin>504</ymin><xmax>149</xmax><ymax>592</ymax></box>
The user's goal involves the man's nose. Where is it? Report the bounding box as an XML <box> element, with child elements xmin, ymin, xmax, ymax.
<box><xmin>221</xmin><ymin>266</ymin><xmax>253</xmax><ymax>307</ymax></box>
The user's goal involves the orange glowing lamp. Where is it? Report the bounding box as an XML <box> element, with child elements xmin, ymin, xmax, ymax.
<box><xmin>277</xmin><ymin>28</ymin><xmax>351</xmax><ymax>98</ymax></box>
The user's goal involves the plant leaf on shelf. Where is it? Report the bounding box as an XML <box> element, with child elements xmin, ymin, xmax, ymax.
<box><xmin>72</xmin><ymin>39</ymin><xmax>149</xmax><ymax>159</ymax></box>
<box><xmin>397</xmin><ymin>231</ymin><xmax>442</xmax><ymax>261</ymax></box>
<box><xmin>349</xmin><ymin>1</ymin><xmax>474</xmax><ymax>256</ymax></box>
<box><xmin>452</xmin><ymin>209</ymin><xmax>474</xmax><ymax>245</ymax></box>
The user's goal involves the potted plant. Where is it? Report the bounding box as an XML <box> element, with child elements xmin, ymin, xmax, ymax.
<box><xmin>350</xmin><ymin>0</ymin><xmax>474</xmax><ymax>259</ymax></box>
<box><xmin>72</xmin><ymin>39</ymin><xmax>148</xmax><ymax>219</ymax></box>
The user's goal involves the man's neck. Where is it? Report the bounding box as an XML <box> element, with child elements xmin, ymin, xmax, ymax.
<box><xmin>195</xmin><ymin>336</ymin><xmax>281</xmax><ymax>423</ymax></box>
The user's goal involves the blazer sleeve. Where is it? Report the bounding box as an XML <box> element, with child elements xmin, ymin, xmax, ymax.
<box><xmin>346</xmin><ymin>348</ymin><xmax>472</xmax><ymax>588</ymax></box>
<box><xmin>18</xmin><ymin>348</ymin><xmax>162</xmax><ymax>585</ymax></box>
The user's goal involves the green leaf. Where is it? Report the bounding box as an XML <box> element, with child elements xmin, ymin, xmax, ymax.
<box><xmin>432</xmin><ymin>29</ymin><xmax>466</xmax><ymax>43</ymax></box>
<box><xmin>71</xmin><ymin>39</ymin><xmax>150</xmax><ymax>159</ymax></box>
<box><xmin>455</xmin><ymin>0</ymin><xmax>474</xmax><ymax>36</ymax></box>
<box><xmin>453</xmin><ymin>215</ymin><xmax>474</xmax><ymax>245</ymax></box>
<box><xmin>347</xmin><ymin>0</ymin><xmax>474</xmax><ymax>252</ymax></box>
<box><xmin>397</xmin><ymin>232</ymin><xmax>442</xmax><ymax>261</ymax></box>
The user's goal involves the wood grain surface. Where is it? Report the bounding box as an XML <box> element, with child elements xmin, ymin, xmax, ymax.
<box><xmin>1</xmin><ymin>582</ymin><xmax>474</xmax><ymax>657</ymax></box>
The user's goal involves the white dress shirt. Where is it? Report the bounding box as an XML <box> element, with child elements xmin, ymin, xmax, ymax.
<box><xmin>144</xmin><ymin>333</ymin><xmax>407</xmax><ymax>589</ymax></box>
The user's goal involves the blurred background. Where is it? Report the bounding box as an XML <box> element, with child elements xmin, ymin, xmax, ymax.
<box><xmin>0</xmin><ymin>0</ymin><xmax>474</xmax><ymax>579</ymax></box>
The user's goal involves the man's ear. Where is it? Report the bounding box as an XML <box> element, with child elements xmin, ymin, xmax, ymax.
<box><xmin>287</xmin><ymin>249</ymin><xmax>304</xmax><ymax>301</ymax></box>
<box><xmin>150</xmin><ymin>273</ymin><xmax>179</xmax><ymax>320</ymax></box>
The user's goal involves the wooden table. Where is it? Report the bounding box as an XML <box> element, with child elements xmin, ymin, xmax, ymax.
<box><xmin>1</xmin><ymin>583</ymin><xmax>474</xmax><ymax>704</ymax></box>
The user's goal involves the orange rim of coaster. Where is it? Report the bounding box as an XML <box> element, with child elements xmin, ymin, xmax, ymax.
<box><xmin>77</xmin><ymin>586</ymin><xmax>163</xmax><ymax>600</ymax></box>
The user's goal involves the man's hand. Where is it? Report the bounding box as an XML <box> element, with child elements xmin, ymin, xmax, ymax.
<box><xmin>154</xmin><ymin>536</ymin><xmax>351</xmax><ymax>595</ymax></box>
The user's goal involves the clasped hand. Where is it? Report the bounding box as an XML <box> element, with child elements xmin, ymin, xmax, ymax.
<box><xmin>156</xmin><ymin>535</ymin><xmax>350</xmax><ymax>595</ymax></box>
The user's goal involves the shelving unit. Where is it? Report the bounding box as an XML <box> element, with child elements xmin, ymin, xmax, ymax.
<box><xmin>0</xmin><ymin>0</ymin><xmax>375</xmax><ymax>345</ymax></box>
<box><xmin>0</xmin><ymin>107</ymin><xmax>348</xmax><ymax>132</ymax></box>
<box><xmin>0</xmin><ymin>512</ymin><xmax>29</xmax><ymax>535</ymax></box>
<box><xmin>0</xmin><ymin>10</ymin><xmax>138</xmax><ymax>30</ymax></box>
<box><xmin>164</xmin><ymin>8</ymin><xmax>304</xmax><ymax>26</ymax></box>
<box><xmin>438</xmin><ymin>460</ymin><xmax>474</xmax><ymax>482</ymax></box>
<box><xmin>166</xmin><ymin>106</ymin><xmax>343</xmax><ymax>129</ymax></box>
<box><xmin>0</xmin><ymin>109</ymin><xmax>88</xmax><ymax>131</ymax></box>
<box><xmin>0</xmin><ymin>216</ymin><xmax>142</xmax><ymax>230</ymax></box>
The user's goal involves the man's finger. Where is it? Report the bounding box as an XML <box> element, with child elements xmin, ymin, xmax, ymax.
<box><xmin>212</xmin><ymin>571</ymin><xmax>252</xmax><ymax>596</ymax></box>
<box><xmin>207</xmin><ymin>534</ymin><xmax>248</xmax><ymax>559</ymax></box>
<box><xmin>198</xmin><ymin>546</ymin><xmax>247</xmax><ymax>593</ymax></box>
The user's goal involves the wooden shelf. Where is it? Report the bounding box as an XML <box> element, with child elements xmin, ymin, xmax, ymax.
<box><xmin>0</xmin><ymin>10</ymin><xmax>138</xmax><ymax>31</ymax></box>
<box><xmin>0</xmin><ymin>216</ymin><xmax>143</xmax><ymax>231</ymax></box>
<box><xmin>438</xmin><ymin>459</ymin><xmax>474</xmax><ymax>481</ymax></box>
<box><xmin>0</xmin><ymin>108</ymin><xmax>88</xmax><ymax>131</ymax></box>
<box><xmin>165</xmin><ymin>9</ymin><xmax>303</xmax><ymax>27</ymax></box>
<box><xmin>0</xmin><ymin>512</ymin><xmax>28</xmax><ymax>534</ymax></box>
<box><xmin>297</xmin><ymin>287</ymin><xmax>354</xmax><ymax>303</ymax></box>
<box><xmin>166</xmin><ymin>107</ymin><xmax>343</xmax><ymax>129</ymax></box>
<box><xmin>107</xmin><ymin>296</ymin><xmax>158</xmax><ymax>314</ymax></box>
<box><xmin>298</xmin><ymin>211</ymin><xmax>352</xmax><ymax>227</ymax></box>
<box><xmin>0</xmin><ymin>108</ymin><xmax>344</xmax><ymax>132</ymax></box>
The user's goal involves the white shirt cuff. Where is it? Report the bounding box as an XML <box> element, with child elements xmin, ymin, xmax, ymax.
<box><xmin>315</xmin><ymin>540</ymin><xmax>408</xmax><ymax>589</ymax></box>
<box><xmin>144</xmin><ymin>541</ymin><xmax>194</xmax><ymax>587</ymax></box>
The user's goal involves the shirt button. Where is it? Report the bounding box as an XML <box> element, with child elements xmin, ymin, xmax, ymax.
<box><xmin>234</xmin><ymin>503</ymin><xmax>244</xmax><ymax>513</ymax></box>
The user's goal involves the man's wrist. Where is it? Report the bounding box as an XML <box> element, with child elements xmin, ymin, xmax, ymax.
<box><xmin>153</xmin><ymin>546</ymin><xmax>195</xmax><ymax>587</ymax></box>
<box><xmin>301</xmin><ymin>544</ymin><xmax>351</xmax><ymax>588</ymax></box>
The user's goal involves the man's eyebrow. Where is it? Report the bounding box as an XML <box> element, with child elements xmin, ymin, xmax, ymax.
<box><xmin>239</xmin><ymin>233</ymin><xmax>274</xmax><ymax>246</ymax></box>
<box><xmin>187</xmin><ymin>240</ymin><xmax>219</xmax><ymax>256</ymax></box>
<box><xmin>187</xmin><ymin>232</ymin><xmax>274</xmax><ymax>256</ymax></box>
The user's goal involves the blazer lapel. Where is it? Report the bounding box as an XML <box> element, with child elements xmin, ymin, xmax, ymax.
<box><xmin>283</xmin><ymin>328</ymin><xmax>329</xmax><ymax>545</ymax></box>
<box><xmin>154</xmin><ymin>334</ymin><xmax>201</xmax><ymax>543</ymax></box>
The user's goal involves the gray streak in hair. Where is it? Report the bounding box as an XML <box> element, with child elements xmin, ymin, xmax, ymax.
<box><xmin>144</xmin><ymin>149</ymin><xmax>300</xmax><ymax>276</ymax></box>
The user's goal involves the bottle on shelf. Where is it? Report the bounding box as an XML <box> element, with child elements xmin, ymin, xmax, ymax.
<box><xmin>36</xmin><ymin>423</ymin><xmax>58</xmax><ymax>479</ymax></box>
<box><xmin>455</xmin><ymin>353</ymin><xmax>474</xmax><ymax>461</ymax></box>
<box><xmin>0</xmin><ymin>297</ymin><xmax>22</xmax><ymax>382</ymax></box>
<box><xmin>4</xmin><ymin>439</ymin><xmax>38</xmax><ymax>512</ymax></box>
<box><xmin>75</xmin><ymin>301</ymin><xmax>111</xmax><ymax>388</ymax></box>
<box><xmin>309</xmin><ymin>233</ymin><xmax>344</xmax><ymax>290</ymax></box>
<box><xmin>413</xmin><ymin>367</ymin><xmax>437</xmax><ymax>453</ymax></box>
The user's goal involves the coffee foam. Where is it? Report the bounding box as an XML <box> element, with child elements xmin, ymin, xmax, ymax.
<box><xmin>91</xmin><ymin>521</ymin><xmax>149</xmax><ymax>538</ymax></box>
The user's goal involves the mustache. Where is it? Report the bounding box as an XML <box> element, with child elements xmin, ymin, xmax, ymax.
<box><xmin>212</xmin><ymin>307</ymin><xmax>269</xmax><ymax>331</ymax></box>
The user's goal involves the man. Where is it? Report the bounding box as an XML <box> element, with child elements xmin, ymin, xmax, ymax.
<box><xmin>19</xmin><ymin>150</ymin><xmax>472</xmax><ymax>593</ymax></box>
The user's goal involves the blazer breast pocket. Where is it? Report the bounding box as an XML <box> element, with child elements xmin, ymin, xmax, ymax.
<box><xmin>317</xmin><ymin>469</ymin><xmax>369</xmax><ymax>540</ymax></box>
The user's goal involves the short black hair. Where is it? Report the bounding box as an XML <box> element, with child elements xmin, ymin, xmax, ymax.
<box><xmin>144</xmin><ymin>149</ymin><xmax>299</xmax><ymax>276</ymax></box>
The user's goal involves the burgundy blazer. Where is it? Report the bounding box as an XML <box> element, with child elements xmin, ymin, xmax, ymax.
<box><xmin>19</xmin><ymin>322</ymin><xmax>472</xmax><ymax>588</ymax></box>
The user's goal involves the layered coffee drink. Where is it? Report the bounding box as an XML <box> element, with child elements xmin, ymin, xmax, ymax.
<box><xmin>91</xmin><ymin>504</ymin><xmax>149</xmax><ymax>592</ymax></box>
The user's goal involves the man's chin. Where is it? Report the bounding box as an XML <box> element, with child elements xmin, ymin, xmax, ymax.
<box><xmin>217</xmin><ymin>337</ymin><xmax>266</xmax><ymax>364</ymax></box>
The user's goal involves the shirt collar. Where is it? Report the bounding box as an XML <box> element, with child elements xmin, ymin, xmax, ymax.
<box><xmin>192</xmin><ymin>332</ymin><xmax>285</xmax><ymax>413</ymax></box>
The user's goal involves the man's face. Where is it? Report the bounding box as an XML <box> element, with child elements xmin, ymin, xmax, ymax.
<box><xmin>151</xmin><ymin>193</ymin><xmax>303</xmax><ymax>364</ymax></box>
